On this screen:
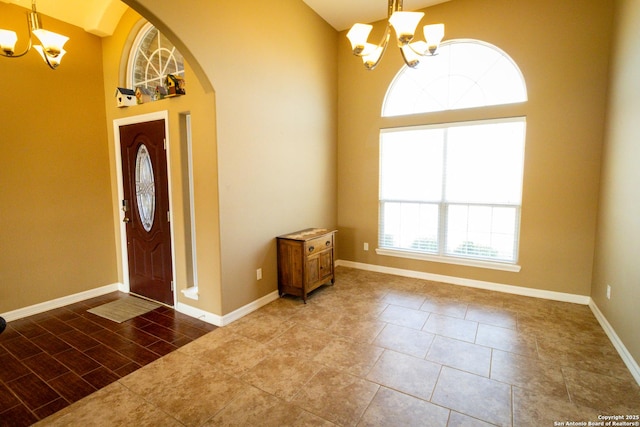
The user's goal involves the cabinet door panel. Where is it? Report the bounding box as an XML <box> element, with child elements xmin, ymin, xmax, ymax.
<box><xmin>279</xmin><ymin>241</ymin><xmax>304</xmax><ymax>288</ymax></box>
<box><xmin>319</xmin><ymin>250</ymin><xmax>333</xmax><ymax>281</ymax></box>
<box><xmin>307</xmin><ymin>255</ymin><xmax>320</xmax><ymax>284</ymax></box>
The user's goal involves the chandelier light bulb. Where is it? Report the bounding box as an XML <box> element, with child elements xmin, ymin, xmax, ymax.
<box><xmin>424</xmin><ymin>23</ymin><xmax>445</xmax><ymax>54</ymax></box>
<box><xmin>347</xmin><ymin>24</ymin><xmax>374</xmax><ymax>55</ymax></box>
<box><xmin>0</xmin><ymin>0</ymin><xmax>69</xmax><ymax>69</ymax></box>
<box><xmin>346</xmin><ymin>0</ymin><xmax>445</xmax><ymax>71</ymax></box>
<box><xmin>389</xmin><ymin>11</ymin><xmax>424</xmax><ymax>45</ymax></box>
<box><xmin>33</xmin><ymin>29</ymin><xmax>69</xmax><ymax>57</ymax></box>
<box><xmin>0</xmin><ymin>29</ymin><xmax>18</xmax><ymax>55</ymax></box>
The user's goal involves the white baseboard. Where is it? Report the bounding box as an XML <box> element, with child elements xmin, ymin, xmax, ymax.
<box><xmin>336</xmin><ymin>260</ymin><xmax>590</xmax><ymax>305</ymax></box>
<box><xmin>175</xmin><ymin>302</ymin><xmax>223</xmax><ymax>326</ymax></box>
<box><xmin>589</xmin><ymin>300</ymin><xmax>640</xmax><ymax>386</ymax></box>
<box><xmin>1</xmin><ymin>283</ymin><xmax>121</xmax><ymax>322</ymax></box>
<box><xmin>220</xmin><ymin>290</ymin><xmax>280</xmax><ymax>326</ymax></box>
<box><xmin>176</xmin><ymin>290</ymin><xmax>280</xmax><ymax>327</ymax></box>
<box><xmin>1</xmin><ymin>280</ymin><xmax>279</xmax><ymax>330</ymax></box>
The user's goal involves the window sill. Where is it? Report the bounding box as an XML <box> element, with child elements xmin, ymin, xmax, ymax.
<box><xmin>375</xmin><ymin>248</ymin><xmax>521</xmax><ymax>272</ymax></box>
<box><xmin>181</xmin><ymin>287</ymin><xmax>199</xmax><ymax>300</ymax></box>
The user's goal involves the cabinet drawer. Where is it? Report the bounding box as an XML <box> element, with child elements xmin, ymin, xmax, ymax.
<box><xmin>305</xmin><ymin>234</ymin><xmax>333</xmax><ymax>256</ymax></box>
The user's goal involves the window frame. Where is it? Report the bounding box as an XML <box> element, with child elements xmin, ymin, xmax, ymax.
<box><xmin>382</xmin><ymin>39</ymin><xmax>528</xmax><ymax>117</ymax></box>
<box><xmin>377</xmin><ymin>39</ymin><xmax>527</xmax><ymax>273</ymax></box>
<box><xmin>126</xmin><ymin>22</ymin><xmax>185</xmax><ymax>91</ymax></box>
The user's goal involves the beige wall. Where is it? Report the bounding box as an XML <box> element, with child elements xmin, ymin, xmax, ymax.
<box><xmin>5</xmin><ymin>0</ymin><xmax>636</xmax><ymax>372</ymax></box>
<box><xmin>100</xmin><ymin>8</ymin><xmax>223</xmax><ymax>314</ymax></box>
<box><xmin>592</xmin><ymin>0</ymin><xmax>640</xmax><ymax>365</ymax></box>
<box><xmin>0</xmin><ymin>3</ymin><xmax>118</xmax><ymax>312</ymax></box>
<box><xmin>123</xmin><ymin>0</ymin><xmax>338</xmax><ymax>314</ymax></box>
<box><xmin>337</xmin><ymin>0</ymin><xmax>613</xmax><ymax>296</ymax></box>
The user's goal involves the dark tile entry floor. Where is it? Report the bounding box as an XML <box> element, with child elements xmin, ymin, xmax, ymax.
<box><xmin>0</xmin><ymin>292</ymin><xmax>217</xmax><ymax>426</ymax></box>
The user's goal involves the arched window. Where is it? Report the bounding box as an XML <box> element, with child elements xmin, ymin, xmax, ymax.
<box><xmin>383</xmin><ymin>40</ymin><xmax>527</xmax><ymax>116</ymax></box>
<box><xmin>126</xmin><ymin>22</ymin><xmax>185</xmax><ymax>91</ymax></box>
<box><xmin>378</xmin><ymin>40</ymin><xmax>527</xmax><ymax>270</ymax></box>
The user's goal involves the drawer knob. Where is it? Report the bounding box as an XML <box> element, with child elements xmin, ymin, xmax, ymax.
<box><xmin>325</xmin><ymin>241</ymin><xmax>330</xmax><ymax>246</ymax></box>
<box><xmin>309</xmin><ymin>246</ymin><xmax>314</xmax><ymax>252</ymax></box>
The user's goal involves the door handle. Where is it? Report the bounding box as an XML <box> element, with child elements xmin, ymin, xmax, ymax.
<box><xmin>122</xmin><ymin>200</ymin><xmax>130</xmax><ymax>223</ymax></box>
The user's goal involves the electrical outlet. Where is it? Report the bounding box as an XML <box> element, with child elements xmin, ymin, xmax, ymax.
<box><xmin>606</xmin><ymin>284</ymin><xmax>611</xmax><ymax>300</ymax></box>
<box><xmin>364</xmin><ymin>242</ymin><xmax>369</xmax><ymax>251</ymax></box>
<box><xmin>256</xmin><ymin>268</ymin><xmax>262</xmax><ymax>280</ymax></box>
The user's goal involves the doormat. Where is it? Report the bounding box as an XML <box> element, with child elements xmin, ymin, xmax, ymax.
<box><xmin>87</xmin><ymin>296</ymin><xmax>161</xmax><ymax>323</ymax></box>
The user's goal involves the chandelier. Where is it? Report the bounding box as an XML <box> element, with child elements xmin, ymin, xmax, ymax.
<box><xmin>0</xmin><ymin>0</ymin><xmax>69</xmax><ymax>70</ymax></box>
<box><xmin>347</xmin><ymin>0</ymin><xmax>444</xmax><ymax>70</ymax></box>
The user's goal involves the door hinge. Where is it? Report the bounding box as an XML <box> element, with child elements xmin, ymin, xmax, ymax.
<box><xmin>163</xmin><ymin>138</ymin><xmax>167</xmax><ymax>150</ymax></box>
<box><xmin>171</xmin><ymin>281</ymin><xmax>175</xmax><ymax>292</ymax></box>
<box><xmin>167</xmin><ymin>210</ymin><xmax>171</xmax><ymax>222</ymax></box>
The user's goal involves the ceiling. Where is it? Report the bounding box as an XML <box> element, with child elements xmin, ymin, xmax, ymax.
<box><xmin>1</xmin><ymin>0</ymin><xmax>449</xmax><ymax>36</ymax></box>
<box><xmin>0</xmin><ymin>0</ymin><xmax>128</xmax><ymax>36</ymax></box>
<box><xmin>302</xmin><ymin>0</ymin><xmax>450</xmax><ymax>31</ymax></box>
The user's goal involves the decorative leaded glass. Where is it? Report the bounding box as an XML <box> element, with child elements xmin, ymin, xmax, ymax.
<box><xmin>135</xmin><ymin>144</ymin><xmax>155</xmax><ymax>232</ymax></box>
<box><xmin>129</xmin><ymin>23</ymin><xmax>185</xmax><ymax>91</ymax></box>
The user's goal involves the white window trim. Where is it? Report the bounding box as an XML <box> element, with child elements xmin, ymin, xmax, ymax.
<box><xmin>126</xmin><ymin>21</ymin><xmax>185</xmax><ymax>91</ymax></box>
<box><xmin>181</xmin><ymin>113</ymin><xmax>199</xmax><ymax>300</ymax></box>
<box><xmin>181</xmin><ymin>287</ymin><xmax>199</xmax><ymax>300</ymax></box>
<box><xmin>382</xmin><ymin>38</ymin><xmax>528</xmax><ymax>117</ymax></box>
<box><xmin>378</xmin><ymin>40</ymin><xmax>527</xmax><ymax>273</ymax></box>
<box><xmin>380</xmin><ymin>116</ymin><xmax>525</xmax><ymax>135</ymax></box>
<box><xmin>376</xmin><ymin>247</ymin><xmax>522</xmax><ymax>272</ymax></box>
<box><xmin>378</xmin><ymin>117</ymin><xmax>526</xmax><ymax>268</ymax></box>
<box><xmin>126</xmin><ymin>21</ymin><xmax>153</xmax><ymax>89</ymax></box>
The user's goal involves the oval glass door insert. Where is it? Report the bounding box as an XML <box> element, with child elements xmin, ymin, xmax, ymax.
<box><xmin>135</xmin><ymin>144</ymin><xmax>155</xmax><ymax>231</ymax></box>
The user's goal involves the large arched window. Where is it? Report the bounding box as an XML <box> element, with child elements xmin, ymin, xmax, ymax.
<box><xmin>383</xmin><ymin>40</ymin><xmax>527</xmax><ymax>116</ymax></box>
<box><xmin>378</xmin><ymin>40</ymin><xmax>527</xmax><ymax>270</ymax></box>
<box><xmin>126</xmin><ymin>22</ymin><xmax>185</xmax><ymax>91</ymax></box>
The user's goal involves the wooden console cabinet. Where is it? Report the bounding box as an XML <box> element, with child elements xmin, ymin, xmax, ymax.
<box><xmin>277</xmin><ymin>228</ymin><xmax>336</xmax><ymax>303</ymax></box>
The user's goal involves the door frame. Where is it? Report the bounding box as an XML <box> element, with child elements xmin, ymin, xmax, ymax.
<box><xmin>113</xmin><ymin>111</ymin><xmax>177</xmax><ymax>306</ymax></box>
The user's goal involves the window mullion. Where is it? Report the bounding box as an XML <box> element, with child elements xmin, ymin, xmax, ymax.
<box><xmin>439</xmin><ymin>129</ymin><xmax>448</xmax><ymax>256</ymax></box>
<box><xmin>127</xmin><ymin>23</ymin><xmax>185</xmax><ymax>91</ymax></box>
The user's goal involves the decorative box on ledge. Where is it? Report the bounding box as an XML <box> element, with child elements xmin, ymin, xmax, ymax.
<box><xmin>115</xmin><ymin>87</ymin><xmax>136</xmax><ymax>107</ymax></box>
<box><xmin>135</xmin><ymin>87</ymin><xmax>154</xmax><ymax>104</ymax></box>
<box><xmin>114</xmin><ymin>74</ymin><xmax>186</xmax><ymax>107</ymax></box>
<box><xmin>276</xmin><ymin>228</ymin><xmax>336</xmax><ymax>303</ymax></box>
<box><xmin>165</xmin><ymin>74</ymin><xmax>186</xmax><ymax>97</ymax></box>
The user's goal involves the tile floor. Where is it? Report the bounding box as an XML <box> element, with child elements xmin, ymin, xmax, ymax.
<box><xmin>4</xmin><ymin>267</ymin><xmax>640</xmax><ymax>426</ymax></box>
<box><xmin>0</xmin><ymin>292</ymin><xmax>217</xmax><ymax>426</ymax></box>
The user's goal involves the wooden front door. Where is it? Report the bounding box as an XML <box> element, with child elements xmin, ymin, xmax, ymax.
<box><xmin>119</xmin><ymin>119</ymin><xmax>174</xmax><ymax>305</ymax></box>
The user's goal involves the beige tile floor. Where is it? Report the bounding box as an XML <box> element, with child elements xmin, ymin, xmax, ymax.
<box><xmin>38</xmin><ymin>267</ymin><xmax>640</xmax><ymax>426</ymax></box>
